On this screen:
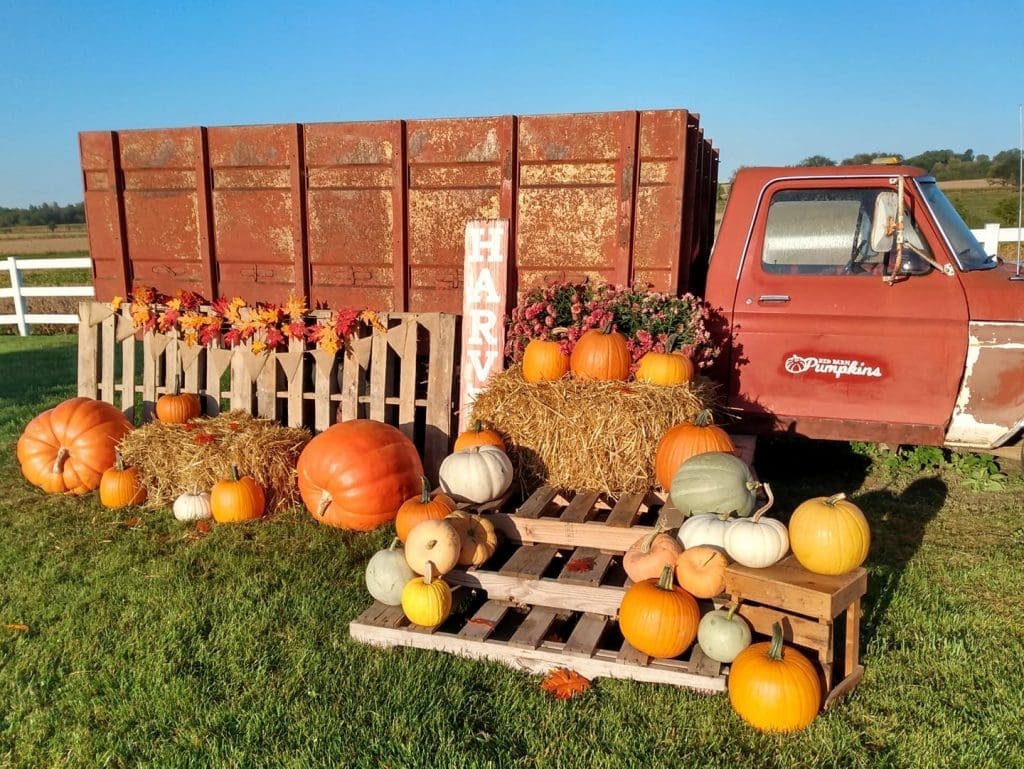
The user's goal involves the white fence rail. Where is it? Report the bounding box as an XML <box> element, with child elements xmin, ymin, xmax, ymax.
<box><xmin>0</xmin><ymin>256</ymin><xmax>94</xmax><ymax>336</ymax></box>
<box><xmin>971</xmin><ymin>224</ymin><xmax>1024</xmax><ymax>256</ymax></box>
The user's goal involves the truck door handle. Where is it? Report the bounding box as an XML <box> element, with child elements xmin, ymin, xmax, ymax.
<box><xmin>757</xmin><ymin>294</ymin><xmax>791</xmax><ymax>304</ymax></box>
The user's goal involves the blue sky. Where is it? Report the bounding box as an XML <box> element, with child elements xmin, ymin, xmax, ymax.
<box><xmin>2</xmin><ymin>0</ymin><xmax>1021</xmax><ymax>207</ymax></box>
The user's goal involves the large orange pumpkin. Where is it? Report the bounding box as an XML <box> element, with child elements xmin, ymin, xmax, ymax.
<box><xmin>618</xmin><ymin>565</ymin><xmax>700</xmax><ymax>659</ymax></box>
<box><xmin>654</xmin><ymin>409</ymin><xmax>735</xmax><ymax>491</ymax></box>
<box><xmin>570</xmin><ymin>325</ymin><xmax>631</xmax><ymax>381</ymax></box>
<box><xmin>728</xmin><ymin>622</ymin><xmax>822</xmax><ymax>732</ymax></box>
<box><xmin>297</xmin><ymin>419</ymin><xmax>424</xmax><ymax>531</ymax></box>
<box><xmin>17</xmin><ymin>397</ymin><xmax>133</xmax><ymax>495</ymax></box>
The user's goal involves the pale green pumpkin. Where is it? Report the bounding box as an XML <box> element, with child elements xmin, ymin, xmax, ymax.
<box><xmin>698</xmin><ymin>604</ymin><xmax>752</xmax><ymax>663</ymax></box>
<box><xmin>670</xmin><ymin>452</ymin><xmax>761</xmax><ymax>518</ymax></box>
<box><xmin>365</xmin><ymin>538</ymin><xmax>416</xmax><ymax>606</ymax></box>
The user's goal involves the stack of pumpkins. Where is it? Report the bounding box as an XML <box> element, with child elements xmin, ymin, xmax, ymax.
<box><xmin>15</xmin><ymin>394</ymin><xmax>267</xmax><ymax>524</ymax></box>
<box><xmin>618</xmin><ymin>410</ymin><xmax>873</xmax><ymax>732</ymax></box>
<box><xmin>523</xmin><ymin>324</ymin><xmax>693</xmax><ymax>385</ymax></box>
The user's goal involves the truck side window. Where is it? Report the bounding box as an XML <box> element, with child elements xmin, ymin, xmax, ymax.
<box><xmin>761</xmin><ymin>189</ymin><xmax>930</xmax><ymax>275</ymax></box>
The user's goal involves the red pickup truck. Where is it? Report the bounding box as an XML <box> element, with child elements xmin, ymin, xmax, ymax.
<box><xmin>704</xmin><ymin>165</ymin><xmax>1023</xmax><ymax>461</ymax></box>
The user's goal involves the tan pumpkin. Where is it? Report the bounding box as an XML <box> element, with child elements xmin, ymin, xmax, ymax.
<box><xmin>403</xmin><ymin>518</ymin><xmax>462</xmax><ymax>576</ymax></box>
<box><xmin>446</xmin><ymin>510</ymin><xmax>499</xmax><ymax>567</ymax></box>
<box><xmin>674</xmin><ymin>545</ymin><xmax>729</xmax><ymax>598</ymax></box>
<box><xmin>622</xmin><ymin>525</ymin><xmax>683</xmax><ymax>583</ymax></box>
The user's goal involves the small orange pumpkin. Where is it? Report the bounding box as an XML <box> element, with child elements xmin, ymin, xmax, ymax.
<box><xmin>674</xmin><ymin>545</ymin><xmax>728</xmax><ymax>598</ymax></box>
<box><xmin>570</xmin><ymin>323</ymin><xmax>631</xmax><ymax>381</ymax></box>
<box><xmin>210</xmin><ymin>465</ymin><xmax>265</xmax><ymax>523</ymax></box>
<box><xmin>654</xmin><ymin>409</ymin><xmax>735</xmax><ymax>491</ymax></box>
<box><xmin>728</xmin><ymin>621</ymin><xmax>822</xmax><ymax>732</ymax></box>
<box><xmin>622</xmin><ymin>525</ymin><xmax>683</xmax><ymax>583</ymax></box>
<box><xmin>618</xmin><ymin>565</ymin><xmax>700</xmax><ymax>659</ymax></box>
<box><xmin>453</xmin><ymin>421</ymin><xmax>506</xmax><ymax>453</ymax></box>
<box><xmin>635</xmin><ymin>336</ymin><xmax>695</xmax><ymax>386</ymax></box>
<box><xmin>99</xmin><ymin>451</ymin><xmax>147</xmax><ymax>509</ymax></box>
<box><xmin>446</xmin><ymin>510</ymin><xmax>500</xmax><ymax>567</ymax></box>
<box><xmin>395</xmin><ymin>477</ymin><xmax>457</xmax><ymax>543</ymax></box>
<box><xmin>156</xmin><ymin>377</ymin><xmax>201</xmax><ymax>424</ymax></box>
<box><xmin>522</xmin><ymin>336</ymin><xmax>570</xmax><ymax>383</ymax></box>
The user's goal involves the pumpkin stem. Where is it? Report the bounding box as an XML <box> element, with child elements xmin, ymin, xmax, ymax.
<box><xmin>768</xmin><ymin>621</ymin><xmax>785</xmax><ymax>661</ymax></box>
<box><xmin>172</xmin><ymin>372</ymin><xmax>182</xmax><ymax>396</ymax></box>
<box><xmin>388</xmin><ymin>537</ymin><xmax>402</xmax><ymax>551</ymax></box>
<box><xmin>693</xmin><ymin>409</ymin><xmax>714</xmax><ymax>428</ymax></box>
<box><xmin>316</xmin><ymin>489</ymin><xmax>332</xmax><ymax>517</ymax></box>
<box><xmin>700</xmin><ymin>551</ymin><xmax>718</xmax><ymax>568</ymax></box>
<box><xmin>639</xmin><ymin>523</ymin><xmax>664</xmax><ymax>554</ymax></box>
<box><xmin>751</xmin><ymin>482</ymin><xmax>774</xmax><ymax>522</ymax></box>
<box><xmin>664</xmin><ymin>333</ymin><xmax>678</xmax><ymax>353</ymax></box>
<box><xmin>418</xmin><ymin>476</ymin><xmax>431</xmax><ymax>504</ymax></box>
<box><xmin>825</xmin><ymin>492</ymin><xmax>848</xmax><ymax>506</ymax></box>
<box><xmin>229</xmin><ymin>464</ymin><xmax>240</xmax><ymax>482</ymax></box>
<box><xmin>424</xmin><ymin>560</ymin><xmax>434</xmax><ymax>585</ymax></box>
<box><xmin>599</xmin><ymin>319</ymin><xmax>614</xmax><ymax>335</ymax></box>
<box><xmin>51</xmin><ymin>446</ymin><xmax>70</xmax><ymax>475</ymax></box>
<box><xmin>114</xmin><ymin>450</ymin><xmax>125</xmax><ymax>472</ymax></box>
<box><xmin>656</xmin><ymin>564</ymin><xmax>675</xmax><ymax>591</ymax></box>
<box><xmin>551</xmin><ymin>326</ymin><xmax>568</xmax><ymax>340</ymax></box>
<box><xmin>725</xmin><ymin>601</ymin><xmax>741</xmax><ymax>620</ymax></box>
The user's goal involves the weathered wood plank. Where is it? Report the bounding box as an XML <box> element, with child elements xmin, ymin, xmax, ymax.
<box><xmin>119</xmin><ymin>309</ymin><xmax>136</xmax><ymax>421</ymax></box>
<box><xmin>560</xmin><ymin>491</ymin><xmax>601</xmax><ymax>523</ymax></box>
<box><xmin>256</xmin><ymin>350</ymin><xmax>278</xmax><ymax>419</ymax></box>
<box><xmin>482</xmin><ymin>512</ymin><xmax>660</xmax><ymax>554</ymax></box>
<box><xmin>77</xmin><ymin>303</ymin><xmax>99</xmax><ymax>399</ymax></box>
<box><xmin>687</xmin><ymin>641</ymin><xmax>722</xmax><ymax>678</ymax></box>
<box><xmin>368</xmin><ymin>313</ymin><xmax>389</xmax><ymax>423</ymax></box>
<box><xmin>398</xmin><ymin>318</ymin><xmax>418</xmax><ymax>441</ymax></box>
<box><xmin>509</xmin><ymin>606</ymin><xmax>558</xmax><ymax>649</ymax></box>
<box><xmin>100</xmin><ymin>313</ymin><xmax>116</xmax><ymax>404</ymax></box>
<box><xmin>515</xmin><ymin>485</ymin><xmax>559</xmax><ymax>520</ymax></box>
<box><xmin>280</xmin><ymin>339</ymin><xmax>306</xmax><ymax>429</ymax></box>
<box><xmin>498</xmin><ymin>544</ymin><xmax>560</xmax><ymax>579</ymax></box>
<box><xmin>605</xmin><ymin>492</ymin><xmax>646</xmax><ymax>528</ymax></box>
<box><xmin>456</xmin><ymin>600</ymin><xmax>511</xmax><ymax>642</ymax></box>
<box><xmin>562</xmin><ymin>613</ymin><xmax>609</xmax><ymax>657</ymax></box>
<box><xmin>424</xmin><ymin>313</ymin><xmax>456</xmax><ymax>482</ymax></box>
<box><xmin>558</xmin><ymin>547</ymin><xmax>614</xmax><ymax>587</ymax></box>
<box><xmin>141</xmin><ymin>331</ymin><xmax>157</xmax><ymax>422</ymax></box>
<box><xmin>229</xmin><ymin>346</ymin><xmax>250</xmax><ymax>412</ymax></box>
<box><xmin>445</xmin><ymin>569</ymin><xmax>624</xmax><ymax>616</ymax></box>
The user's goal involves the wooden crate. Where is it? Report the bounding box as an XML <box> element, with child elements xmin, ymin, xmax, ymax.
<box><xmin>75</xmin><ymin>301</ymin><xmax>459</xmax><ymax>480</ymax></box>
<box><xmin>724</xmin><ymin>556</ymin><xmax>866</xmax><ymax>709</ymax></box>
<box><xmin>350</xmin><ymin>486</ymin><xmax>728</xmax><ymax>692</ymax></box>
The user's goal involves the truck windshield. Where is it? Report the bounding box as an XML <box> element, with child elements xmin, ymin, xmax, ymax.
<box><xmin>915</xmin><ymin>179</ymin><xmax>998</xmax><ymax>271</ymax></box>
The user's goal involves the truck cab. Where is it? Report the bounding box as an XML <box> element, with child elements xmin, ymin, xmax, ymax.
<box><xmin>707</xmin><ymin>166</ymin><xmax>1024</xmax><ymax>458</ymax></box>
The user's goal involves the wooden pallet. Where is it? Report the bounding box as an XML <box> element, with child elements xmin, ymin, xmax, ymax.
<box><xmin>350</xmin><ymin>486</ymin><xmax>728</xmax><ymax>692</ymax></box>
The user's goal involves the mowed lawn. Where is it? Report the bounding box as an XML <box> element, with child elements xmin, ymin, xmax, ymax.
<box><xmin>1</xmin><ymin>334</ymin><xmax>1023</xmax><ymax>768</ymax></box>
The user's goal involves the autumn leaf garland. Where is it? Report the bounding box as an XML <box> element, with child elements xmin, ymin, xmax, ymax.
<box><xmin>111</xmin><ymin>286</ymin><xmax>381</xmax><ymax>355</ymax></box>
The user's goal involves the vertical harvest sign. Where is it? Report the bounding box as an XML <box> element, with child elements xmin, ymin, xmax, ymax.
<box><xmin>459</xmin><ymin>220</ymin><xmax>509</xmax><ymax>432</ymax></box>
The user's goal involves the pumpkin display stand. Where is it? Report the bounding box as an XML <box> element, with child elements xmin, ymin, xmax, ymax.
<box><xmin>351</xmin><ymin>475</ymin><xmax>867</xmax><ymax>706</ymax></box>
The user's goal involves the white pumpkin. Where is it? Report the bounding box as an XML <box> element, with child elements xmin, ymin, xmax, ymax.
<box><xmin>365</xmin><ymin>538</ymin><xmax>417</xmax><ymax>605</ymax></box>
<box><xmin>724</xmin><ymin>483</ymin><xmax>789</xmax><ymax>568</ymax></box>
<box><xmin>677</xmin><ymin>512</ymin><xmax>733</xmax><ymax>551</ymax></box>
<box><xmin>173</xmin><ymin>491</ymin><xmax>213</xmax><ymax>522</ymax></box>
<box><xmin>438</xmin><ymin>445</ymin><xmax>513</xmax><ymax>504</ymax></box>
<box><xmin>697</xmin><ymin>604</ymin><xmax>752</xmax><ymax>663</ymax></box>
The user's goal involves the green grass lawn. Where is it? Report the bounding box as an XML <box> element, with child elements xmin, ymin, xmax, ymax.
<box><xmin>1</xmin><ymin>335</ymin><xmax>1023</xmax><ymax>768</ymax></box>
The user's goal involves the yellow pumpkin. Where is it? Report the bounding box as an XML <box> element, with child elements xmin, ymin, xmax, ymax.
<box><xmin>788</xmin><ymin>492</ymin><xmax>870</xmax><ymax>575</ymax></box>
<box><xmin>401</xmin><ymin>561</ymin><xmax>453</xmax><ymax>627</ymax></box>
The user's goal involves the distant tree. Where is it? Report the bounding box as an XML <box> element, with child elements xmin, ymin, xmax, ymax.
<box><xmin>989</xmin><ymin>149</ymin><xmax>1022</xmax><ymax>186</ymax></box>
<box><xmin>0</xmin><ymin>201</ymin><xmax>84</xmax><ymax>228</ymax></box>
<box><xmin>797</xmin><ymin>155</ymin><xmax>836</xmax><ymax>167</ymax></box>
<box><xmin>840</xmin><ymin>152</ymin><xmax>903</xmax><ymax>165</ymax></box>
<box><xmin>994</xmin><ymin>196</ymin><xmax>1021</xmax><ymax>226</ymax></box>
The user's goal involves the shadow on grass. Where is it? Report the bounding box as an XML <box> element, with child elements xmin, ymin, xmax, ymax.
<box><xmin>0</xmin><ymin>337</ymin><xmax>78</xmax><ymax>409</ymax></box>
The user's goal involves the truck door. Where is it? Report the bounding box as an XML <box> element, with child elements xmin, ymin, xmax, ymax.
<box><xmin>729</xmin><ymin>178</ymin><xmax>969</xmax><ymax>444</ymax></box>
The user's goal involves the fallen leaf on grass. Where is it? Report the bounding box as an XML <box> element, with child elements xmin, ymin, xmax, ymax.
<box><xmin>4</xmin><ymin>624</ymin><xmax>29</xmax><ymax>633</ymax></box>
<box><xmin>196</xmin><ymin>520</ymin><xmax>211</xmax><ymax>534</ymax></box>
<box><xmin>540</xmin><ymin>667</ymin><xmax>591</xmax><ymax>699</ymax></box>
<box><xmin>121</xmin><ymin>517</ymin><xmax>143</xmax><ymax>528</ymax></box>
<box><xmin>565</xmin><ymin>557</ymin><xmax>596</xmax><ymax>573</ymax></box>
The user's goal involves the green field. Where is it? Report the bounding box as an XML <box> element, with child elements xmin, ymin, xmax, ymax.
<box><xmin>1</xmin><ymin>335</ymin><xmax>1022</xmax><ymax>768</ymax></box>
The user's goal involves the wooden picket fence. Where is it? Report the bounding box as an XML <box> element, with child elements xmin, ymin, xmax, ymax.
<box><xmin>75</xmin><ymin>301</ymin><xmax>459</xmax><ymax>481</ymax></box>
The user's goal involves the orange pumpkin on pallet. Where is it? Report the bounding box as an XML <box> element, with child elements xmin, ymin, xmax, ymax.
<box><xmin>395</xmin><ymin>477</ymin><xmax>456</xmax><ymax>543</ymax></box>
<box><xmin>618</xmin><ymin>565</ymin><xmax>700</xmax><ymax>659</ymax></box>
<box><xmin>17</xmin><ymin>397</ymin><xmax>133</xmax><ymax>495</ymax></box>
<box><xmin>675</xmin><ymin>545</ymin><xmax>728</xmax><ymax>599</ymax></box>
<box><xmin>654</xmin><ymin>409</ymin><xmax>735</xmax><ymax>491</ymax></box>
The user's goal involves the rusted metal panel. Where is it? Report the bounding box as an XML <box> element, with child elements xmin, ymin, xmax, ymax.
<box><xmin>207</xmin><ymin>124</ymin><xmax>304</xmax><ymax>303</ymax></box>
<box><xmin>516</xmin><ymin>111</ymin><xmax>638</xmax><ymax>293</ymax></box>
<box><xmin>405</xmin><ymin>116</ymin><xmax>515</xmax><ymax>314</ymax></box>
<box><xmin>944</xmin><ymin>321</ymin><xmax>1024</xmax><ymax>448</ymax></box>
<box><xmin>117</xmin><ymin>128</ymin><xmax>210</xmax><ymax>296</ymax></box>
<box><xmin>304</xmin><ymin>120</ymin><xmax>404</xmax><ymax>310</ymax></box>
<box><xmin>79</xmin><ymin>131</ymin><xmax>130</xmax><ymax>300</ymax></box>
<box><xmin>632</xmin><ymin>110</ymin><xmax>689</xmax><ymax>293</ymax></box>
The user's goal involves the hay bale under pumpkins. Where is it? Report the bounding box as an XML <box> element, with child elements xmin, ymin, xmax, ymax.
<box><xmin>118</xmin><ymin>411</ymin><xmax>310</xmax><ymax>513</ymax></box>
<box><xmin>469</xmin><ymin>366</ymin><xmax>717</xmax><ymax>495</ymax></box>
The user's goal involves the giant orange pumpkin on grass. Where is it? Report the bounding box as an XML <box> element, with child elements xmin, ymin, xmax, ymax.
<box><xmin>297</xmin><ymin>419</ymin><xmax>424</xmax><ymax>530</ymax></box>
<box><xmin>17</xmin><ymin>397</ymin><xmax>133</xmax><ymax>495</ymax></box>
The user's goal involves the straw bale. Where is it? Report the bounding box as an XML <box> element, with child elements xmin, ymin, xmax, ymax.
<box><xmin>469</xmin><ymin>366</ymin><xmax>717</xmax><ymax>495</ymax></box>
<box><xmin>119</xmin><ymin>412</ymin><xmax>310</xmax><ymax>513</ymax></box>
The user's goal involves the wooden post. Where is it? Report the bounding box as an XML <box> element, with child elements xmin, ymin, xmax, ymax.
<box><xmin>398</xmin><ymin>316</ymin><xmax>419</xmax><ymax>441</ymax></box>
<box><xmin>425</xmin><ymin>313</ymin><xmax>457</xmax><ymax>482</ymax></box>
<box><xmin>77</xmin><ymin>302</ymin><xmax>99</xmax><ymax>398</ymax></box>
<box><xmin>100</xmin><ymin>313</ymin><xmax>116</xmax><ymax>403</ymax></box>
<box><xmin>118</xmin><ymin>308</ymin><xmax>136</xmax><ymax>421</ymax></box>
<box><xmin>7</xmin><ymin>257</ymin><xmax>28</xmax><ymax>336</ymax></box>
<box><xmin>369</xmin><ymin>313</ymin><xmax>390</xmax><ymax>423</ymax></box>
